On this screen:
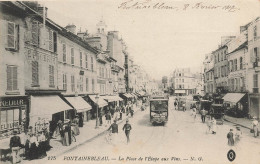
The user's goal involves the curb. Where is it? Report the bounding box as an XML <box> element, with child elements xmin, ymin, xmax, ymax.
<box><xmin>224</xmin><ymin>118</ymin><xmax>251</xmax><ymax>130</ymax></box>
<box><xmin>54</xmin><ymin>107</ymin><xmax>141</xmax><ymax>157</ymax></box>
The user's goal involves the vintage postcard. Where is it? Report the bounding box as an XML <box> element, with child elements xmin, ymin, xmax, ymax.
<box><xmin>0</xmin><ymin>0</ymin><xmax>260</xmax><ymax>164</ymax></box>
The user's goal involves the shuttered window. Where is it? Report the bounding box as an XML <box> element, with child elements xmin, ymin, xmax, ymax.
<box><xmin>62</xmin><ymin>44</ymin><xmax>66</xmax><ymax>62</ymax></box>
<box><xmin>91</xmin><ymin>57</ymin><xmax>93</xmax><ymax>71</ymax></box>
<box><xmin>80</xmin><ymin>76</ymin><xmax>83</xmax><ymax>92</ymax></box>
<box><xmin>32</xmin><ymin>21</ymin><xmax>39</xmax><ymax>45</ymax></box>
<box><xmin>80</xmin><ymin>52</ymin><xmax>82</xmax><ymax>67</ymax></box>
<box><xmin>240</xmin><ymin>57</ymin><xmax>243</xmax><ymax>69</ymax></box>
<box><xmin>63</xmin><ymin>74</ymin><xmax>67</xmax><ymax>90</ymax></box>
<box><xmin>7</xmin><ymin>65</ymin><xmax>18</xmax><ymax>91</ymax></box>
<box><xmin>92</xmin><ymin>79</ymin><xmax>95</xmax><ymax>92</ymax></box>
<box><xmin>49</xmin><ymin>65</ymin><xmax>54</xmax><ymax>87</ymax></box>
<box><xmin>48</xmin><ymin>30</ymin><xmax>53</xmax><ymax>51</ymax></box>
<box><xmin>71</xmin><ymin>48</ymin><xmax>74</xmax><ymax>65</ymax></box>
<box><xmin>253</xmin><ymin>74</ymin><xmax>258</xmax><ymax>88</ymax></box>
<box><xmin>71</xmin><ymin>75</ymin><xmax>75</xmax><ymax>92</ymax></box>
<box><xmin>7</xmin><ymin>22</ymin><xmax>15</xmax><ymax>48</ymax></box>
<box><xmin>85</xmin><ymin>54</ymin><xmax>88</xmax><ymax>68</ymax></box>
<box><xmin>86</xmin><ymin>78</ymin><xmax>89</xmax><ymax>92</ymax></box>
<box><xmin>32</xmin><ymin>61</ymin><xmax>39</xmax><ymax>86</ymax></box>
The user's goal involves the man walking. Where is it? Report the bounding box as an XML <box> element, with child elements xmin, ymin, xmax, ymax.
<box><xmin>105</xmin><ymin>112</ymin><xmax>112</xmax><ymax>127</ymax></box>
<box><xmin>227</xmin><ymin>129</ymin><xmax>234</xmax><ymax>146</ymax></box>
<box><xmin>10</xmin><ymin>129</ymin><xmax>22</xmax><ymax>163</ymax></box>
<box><xmin>122</xmin><ymin>120</ymin><xmax>132</xmax><ymax>144</ymax></box>
<box><xmin>251</xmin><ymin>116</ymin><xmax>259</xmax><ymax>138</ymax></box>
<box><xmin>108</xmin><ymin>120</ymin><xmax>118</xmax><ymax>144</ymax></box>
<box><xmin>200</xmin><ymin>108</ymin><xmax>207</xmax><ymax>123</ymax></box>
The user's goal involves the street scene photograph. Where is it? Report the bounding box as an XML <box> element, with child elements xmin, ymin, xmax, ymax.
<box><xmin>0</xmin><ymin>0</ymin><xmax>260</xmax><ymax>164</ymax></box>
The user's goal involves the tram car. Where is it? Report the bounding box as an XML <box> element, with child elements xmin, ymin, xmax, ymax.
<box><xmin>149</xmin><ymin>96</ymin><xmax>169</xmax><ymax>125</ymax></box>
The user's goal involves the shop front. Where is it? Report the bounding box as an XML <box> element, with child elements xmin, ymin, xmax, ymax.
<box><xmin>29</xmin><ymin>95</ymin><xmax>72</xmax><ymax>135</ymax></box>
<box><xmin>84</xmin><ymin>95</ymin><xmax>108</xmax><ymax>119</ymax></box>
<box><xmin>0</xmin><ymin>96</ymin><xmax>28</xmax><ymax>143</ymax></box>
<box><xmin>120</xmin><ymin>93</ymin><xmax>133</xmax><ymax>105</ymax></box>
<box><xmin>223</xmin><ymin>93</ymin><xmax>248</xmax><ymax>118</ymax></box>
<box><xmin>64</xmin><ymin>96</ymin><xmax>92</xmax><ymax>126</ymax></box>
<box><xmin>101</xmin><ymin>95</ymin><xmax>123</xmax><ymax>110</ymax></box>
<box><xmin>248</xmin><ymin>93</ymin><xmax>260</xmax><ymax>119</ymax></box>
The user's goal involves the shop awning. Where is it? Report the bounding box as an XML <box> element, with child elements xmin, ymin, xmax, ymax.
<box><xmin>130</xmin><ymin>93</ymin><xmax>138</xmax><ymax>98</ymax></box>
<box><xmin>65</xmin><ymin>96</ymin><xmax>92</xmax><ymax>112</ymax></box>
<box><xmin>88</xmin><ymin>95</ymin><xmax>108</xmax><ymax>107</ymax></box>
<box><xmin>121</xmin><ymin>93</ymin><xmax>133</xmax><ymax>98</ymax></box>
<box><xmin>175</xmin><ymin>90</ymin><xmax>186</xmax><ymax>94</ymax></box>
<box><xmin>223</xmin><ymin>93</ymin><xmax>246</xmax><ymax>103</ymax></box>
<box><xmin>102</xmin><ymin>95</ymin><xmax>124</xmax><ymax>102</ymax></box>
<box><xmin>30</xmin><ymin>95</ymin><xmax>72</xmax><ymax>118</ymax></box>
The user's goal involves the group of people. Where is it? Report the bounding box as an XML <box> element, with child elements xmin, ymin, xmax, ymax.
<box><xmin>9</xmin><ymin>126</ymin><xmax>51</xmax><ymax>163</ymax></box>
<box><xmin>53</xmin><ymin>117</ymin><xmax>80</xmax><ymax>147</ymax></box>
<box><xmin>107</xmin><ymin>119</ymin><xmax>132</xmax><ymax>145</ymax></box>
<box><xmin>227</xmin><ymin>127</ymin><xmax>243</xmax><ymax>146</ymax></box>
<box><xmin>104</xmin><ymin>102</ymin><xmax>135</xmax><ymax>127</ymax></box>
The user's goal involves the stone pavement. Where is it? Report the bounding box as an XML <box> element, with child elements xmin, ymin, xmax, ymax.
<box><xmin>20</xmin><ymin>105</ymin><xmax>141</xmax><ymax>164</ymax></box>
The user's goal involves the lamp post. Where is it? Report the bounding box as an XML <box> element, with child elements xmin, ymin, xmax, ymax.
<box><xmin>95</xmin><ymin>94</ymin><xmax>99</xmax><ymax>129</ymax></box>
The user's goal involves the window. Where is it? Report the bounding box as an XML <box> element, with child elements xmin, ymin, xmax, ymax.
<box><xmin>49</xmin><ymin>65</ymin><xmax>54</xmax><ymax>87</ymax></box>
<box><xmin>48</xmin><ymin>30</ymin><xmax>53</xmax><ymax>51</ymax></box>
<box><xmin>234</xmin><ymin>59</ymin><xmax>237</xmax><ymax>71</ymax></box>
<box><xmin>254</xmin><ymin>26</ymin><xmax>257</xmax><ymax>41</ymax></box>
<box><xmin>31</xmin><ymin>21</ymin><xmax>39</xmax><ymax>45</ymax></box>
<box><xmin>62</xmin><ymin>44</ymin><xmax>66</xmax><ymax>63</ymax></box>
<box><xmin>80</xmin><ymin>76</ymin><xmax>83</xmax><ymax>92</ymax></box>
<box><xmin>71</xmin><ymin>75</ymin><xmax>75</xmax><ymax>92</ymax></box>
<box><xmin>253</xmin><ymin>74</ymin><xmax>258</xmax><ymax>88</ymax></box>
<box><xmin>63</xmin><ymin>74</ymin><xmax>67</xmax><ymax>90</ymax></box>
<box><xmin>182</xmin><ymin>79</ymin><xmax>184</xmax><ymax>82</ymax></box>
<box><xmin>7</xmin><ymin>65</ymin><xmax>18</xmax><ymax>91</ymax></box>
<box><xmin>230</xmin><ymin>60</ymin><xmax>234</xmax><ymax>72</ymax></box>
<box><xmin>92</xmin><ymin>79</ymin><xmax>95</xmax><ymax>92</ymax></box>
<box><xmin>80</xmin><ymin>52</ymin><xmax>83</xmax><ymax>67</ymax></box>
<box><xmin>86</xmin><ymin>78</ymin><xmax>89</xmax><ymax>92</ymax></box>
<box><xmin>240</xmin><ymin>57</ymin><xmax>243</xmax><ymax>69</ymax></box>
<box><xmin>215</xmin><ymin>55</ymin><xmax>217</xmax><ymax>63</ymax></box>
<box><xmin>85</xmin><ymin>53</ymin><xmax>88</xmax><ymax>68</ymax></box>
<box><xmin>0</xmin><ymin>108</ymin><xmax>21</xmax><ymax>134</ymax></box>
<box><xmin>7</xmin><ymin>22</ymin><xmax>19</xmax><ymax>50</ymax></box>
<box><xmin>71</xmin><ymin>48</ymin><xmax>74</xmax><ymax>65</ymax></box>
<box><xmin>32</xmin><ymin>61</ymin><xmax>39</xmax><ymax>86</ymax></box>
<box><xmin>91</xmin><ymin>57</ymin><xmax>94</xmax><ymax>71</ymax></box>
<box><xmin>221</xmin><ymin>52</ymin><xmax>223</xmax><ymax>61</ymax></box>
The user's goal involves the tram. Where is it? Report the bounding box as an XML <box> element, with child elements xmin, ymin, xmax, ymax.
<box><xmin>149</xmin><ymin>96</ymin><xmax>169</xmax><ymax>125</ymax></box>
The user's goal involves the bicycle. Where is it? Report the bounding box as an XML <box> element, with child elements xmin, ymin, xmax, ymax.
<box><xmin>105</xmin><ymin>130</ymin><xmax>112</xmax><ymax>144</ymax></box>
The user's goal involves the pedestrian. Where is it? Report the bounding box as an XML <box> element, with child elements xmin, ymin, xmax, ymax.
<box><xmin>191</xmin><ymin>106</ymin><xmax>197</xmax><ymax>121</ymax></box>
<box><xmin>78</xmin><ymin>114</ymin><xmax>83</xmax><ymax>127</ymax></box>
<box><xmin>37</xmin><ymin>131</ymin><xmax>47</xmax><ymax>159</ymax></box>
<box><xmin>130</xmin><ymin>108</ymin><xmax>134</xmax><ymax>117</ymax></box>
<box><xmin>122</xmin><ymin>120</ymin><xmax>132</xmax><ymax>144</ymax></box>
<box><xmin>107</xmin><ymin>120</ymin><xmax>118</xmax><ymax>144</ymax></box>
<box><xmin>251</xmin><ymin>116</ymin><xmax>259</xmax><ymax>138</ymax></box>
<box><xmin>235</xmin><ymin>126</ymin><xmax>242</xmax><ymax>145</ymax></box>
<box><xmin>72</xmin><ymin>116</ymin><xmax>80</xmax><ymax>135</ymax></box>
<box><xmin>200</xmin><ymin>108</ymin><xmax>207</xmax><ymax>123</ymax></box>
<box><xmin>183</xmin><ymin>103</ymin><xmax>186</xmax><ymax>112</ymax></box>
<box><xmin>99</xmin><ymin>113</ymin><xmax>103</xmax><ymax>126</ymax></box>
<box><xmin>110</xmin><ymin>106</ymin><xmax>115</xmax><ymax>118</ymax></box>
<box><xmin>28</xmin><ymin>133</ymin><xmax>39</xmax><ymax>160</ymax></box>
<box><xmin>206</xmin><ymin>116</ymin><xmax>212</xmax><ymax>134</ymax></box>
<box><xmin>119</xmin><ymin>109</ymin><xmax>123</xmax><ymax>120</ymax></box>
<box><xmin>227</xmin><ymin>129</ymin><xmax>234</xmax><ymax>146</ymax></box>
<box><xmin>63</xmin><ymin>120</ymin><xmax>71</xmax><ymax>146</ymax></box>
<box><xmin>174</xmin><ymin>101</ymin><xmax>177</xmax><ymax>110</ymax></box>
<box><xmin>211</xmin><ymin>117</ymin><xmax>217</xmax><ymax>134</ymax></box>
<box><xmin>105</xmin><ymin>112</ymin><xmax>112</xmax><ymax>126</ymax></box>
<box><xmin>10</xmin><ymin>129</ymin><xmax>22</xmax><ymax>163</ymax></box>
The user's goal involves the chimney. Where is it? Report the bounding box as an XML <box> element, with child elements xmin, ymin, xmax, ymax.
<box><xmin>38</xmin><ymin>6</ymin><xmax>48</xmax><ymax>18</ymax></box>
<box><xmin>65</xmin><ymin>24</ymin><xmax>76</xmax><ymax>34</ymax></box>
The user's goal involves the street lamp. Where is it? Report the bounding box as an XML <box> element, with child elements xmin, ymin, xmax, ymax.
<box><xmin>95</xmin><ymin>94</ymin><xmax>99</xmax><ymax>129</ymax></box>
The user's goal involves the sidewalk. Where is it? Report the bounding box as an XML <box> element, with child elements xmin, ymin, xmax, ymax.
<box><xmin>21</xmin><ymin>105</ymin><xmax>140</xmax><ymax>164</ymax></box>
<box><xmin>224</xmin><ymin>115</ymin><xmax>258</xmax><ymax>129</ymax></box>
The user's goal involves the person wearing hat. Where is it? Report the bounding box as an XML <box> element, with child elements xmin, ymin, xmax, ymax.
<box><xmin>251</xmin><ymin>116</ymin><xmax>259</xmax><ymax>137</ymax></box>
<box><xmin>107</xmin><ymin>120</ymin><xmax>118</xmax><ymax>144</ymax></box>
<box><xmin>235</xmin><ymin>126</ymin><xmax>242</xmax><ymax>145</ymax></box>
<box><xmin>122</xmin><ymin>119</ymin><xmax>132</xmax><ymax>144</ymax></box>
<box><xmin>227</xmin><ymin>129</ymin><xmax>234</xmax><ymax>146</ymax></box>
<box><xmin>10</xmin><ymin>129</ymin><xmax>22</xmax><ymax>163</ymax></box>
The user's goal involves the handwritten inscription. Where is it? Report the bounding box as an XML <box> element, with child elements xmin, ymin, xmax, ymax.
<box><xmin>118</xmin><ymin>0</ymin><xmax>240</xmax><ymax>12</ymax></box>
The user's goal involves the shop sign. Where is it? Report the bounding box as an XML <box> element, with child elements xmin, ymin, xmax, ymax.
<box><xmin>0</xmin><ymin>97</ymin><xmax>27</xmax><ymax>108</ymax></box>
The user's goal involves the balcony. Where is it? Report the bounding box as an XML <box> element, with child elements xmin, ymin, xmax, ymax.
<box><xmin>111</xmin><ymin>65</ymin><xmax>120</xmax><ymax>73</ymax></box>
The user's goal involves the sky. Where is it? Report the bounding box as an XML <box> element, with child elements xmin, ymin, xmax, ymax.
<box><xmin>40</xmin><ymin>0</ymin><xmax>260</xmax><ymax>80</ymax></box>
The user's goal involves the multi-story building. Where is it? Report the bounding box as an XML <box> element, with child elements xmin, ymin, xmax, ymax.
<box><xmin>246</xmin><ymin>17</ymin><xmax>260</xmax><ymax>118</ymax></box>
<box><xmin>172</xmin><ymin>68</ymin><xmax>198</xmax><ymax>95</ymax></box>
<box><xmin>203</xmin><ymin>53</ymin><xmax>215</xmax><ymax>94</ymax></box>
